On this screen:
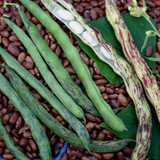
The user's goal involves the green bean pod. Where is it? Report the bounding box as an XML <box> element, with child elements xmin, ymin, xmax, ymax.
<box><xmin>4</xmin><ymin>64</ymin><xmax>132</xmax><ymax>152</ymax></box>
<box><xmin>0</xmin><ymin>46</ymin><xmax>90</xmax><ymax>153</ymax></box>
<box><xmin>2</xmin><ymin>5</ymin><xmax>86</xmax><ymax>123</ymax></box>
<box><xmin>18</xmin><ymin>0</ymin><xmax>127</xmax><ymax>133</ymax></box>
<box><xmin>10</xmin><ymin>3</ymin><xmax>99</xmax><ymax>118</ymax></box>
<box><xmin>40</xmin><ymin>0</ymin><xmax>152</xmax><ymax>159</ymax></box>
<box><xmin>0</xmin><ymin>72</ymin><xmax>51</xmax><ymax>160</ymax></box>
<box><xmin>0</xmin><ymin>117</ymin><xmax>29</xmax><ymax>160</ymax></box>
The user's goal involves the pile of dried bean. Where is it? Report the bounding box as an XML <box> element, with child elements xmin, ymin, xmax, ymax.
<box><xmin>0</xmin><ymin>0</ymin><xmax>159</xmax><ymax>159</ymax></box>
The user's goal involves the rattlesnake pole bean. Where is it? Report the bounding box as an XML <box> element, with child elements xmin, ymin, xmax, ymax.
<box><xmin>40</xmin><ymin>0</ymin><xmax>152</xmax><ymax>159</ymax></box>
<box><xmin>18</xmin><ymin>0</ymin><xmax>127</xmax><ymax>133</ymax></box>
<box><xmin>0</xmin><ymin>71</ymin><xmax>52</xmax><ymax>160</ymax></box>
<box><xmin>105</xmin><ymin>0</ymin><xmax>160</xmax><ymax>123</ymax></box>
<box><xmin>4</xmin><ymin>64</ymin><xmax>133</xmax><ymax>153</ymax></box>
<box><xmin>0</xmin><ymin>46</ymin><xmax>90</xmax><ymax>153</ymax></box>
<box><xmin>0</xmin><ymin>117</ymin><xmax>29</xmax><ymax>160</ymax></box>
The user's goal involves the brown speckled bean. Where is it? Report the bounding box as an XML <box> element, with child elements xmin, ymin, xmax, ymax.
<box><xmin>146</xmin><ymin>46</ymin><xmax>153</xmax><ymax>57</ymax></box>
<box><xmin>9</xmin><ymin>112</ymin><xmax>19</xmax><ymax>124</ymax></box>
<box><xmin>29</xmin><ymin>139</ymin><xmax>37</xmax><ymax>152</ymax></box>
<box><xmin>102</xmin><ymin>153</ymin><xmax>114</xmax><ymax>160</ymax></box>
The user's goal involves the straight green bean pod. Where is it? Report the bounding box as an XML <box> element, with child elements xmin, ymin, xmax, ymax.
<box><xmin>18</xmin><ymin>0</ymin><xmax>127</xmax><ymax>132</ymax></box>
<box><xmin>0</xmin><ymin>71</ymin><xmax>52</xmax><ymax>160</ymax></box>
<box><xmin>40</xmin><ymin>0</ymin><xmax>152</xmax><ymax>159</ymax></box>
<box><xmin>0</xmin><ymin>117</ymin><xmax>29</xmax><ymax>160</ymax></box>
<box><xmin>4</xmin><ymin>64</ymin><xmax>133</xmax><ymax>153</ymax></box>
<box><xmin>0</xmin><ymin>45</ymin><xmax>90</xmax><ymax>153</ymax></box>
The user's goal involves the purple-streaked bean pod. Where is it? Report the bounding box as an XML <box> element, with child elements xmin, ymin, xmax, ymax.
<box><xmin>41</xmin><ymin>0</ymin><xmax>152</xmax><ymax>159</ymax></box>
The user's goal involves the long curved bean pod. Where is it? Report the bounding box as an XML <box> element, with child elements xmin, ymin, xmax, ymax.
<box><xmin>2</xmin><ymin>5</ymin><xmax>86</xmax><ymax>123</ymax></box>
<box><xmin>4</xmin><ymin>64</ymin><xmax>133</xmax><ymax>153</ymax></box>
<box><xmin>40</xmin><ymin>0</ymin><xmax>152</xmax><ymax>159</ymax></box>
<box><xmin>18</xmin><ymin>0</ymin><xmax>127</xmax><ymax>133</ymax></box>
<box><xmin>105</xmin><ymin>0</ymin><xmax>160</xmax><ymax>122</ymax></box>
<box><xmin>0</xmin><ymin>117</ymin><xmax>29</xmax><ymax>160</ymax></box>
<box><xmin>0</xmin><ymin>46</ymin><xmax>90</xmax><ymax>153</ymax></box>
<box><xmin>0</xmin><ymin>72</ymin><xmax>51</xmax><ymax>160</ymax></box>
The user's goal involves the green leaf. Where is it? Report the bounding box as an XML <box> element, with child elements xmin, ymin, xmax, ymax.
<box><xmin>74</xmin><ymin>34</ymin><xmax>124</xmax><ymax>84</ymax></box>
<box><xmin>122</xmin><ymin>13</ymin><xmax>156</xmax><ymax>70</ymax></box>
<box><xmin>146</xmin><ymin>57</ymin><xmax>160</xmax><ymax>61</ymax></box>
<box><xmin>99</xmin><ymin>102</ymin><xmax>160</xmax><ymax>160</ymax></box>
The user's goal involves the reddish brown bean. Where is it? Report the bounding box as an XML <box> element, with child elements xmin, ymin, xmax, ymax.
<box><xmin>50</xmin><ymin>134</ymin><xmax>59</xmax><ymax>146</ymax></box>
<box><xmin>17</xmin><ymin>126</ymin><xmax>30</xmax><ymax>135</ymax></box>
<box><xmin>0</xmin><ymin>108</ymin><xmax>7</xmax><ymax>117</ymax></box>
<box><xmin>97</xmin><ymin>132</ymin><xmax>105</xmax><ymax>141</ymax></box>
<box><xmin>15</xmin><ymin>116</ymin><xmax>23</xmax><ymax>129</ymax></box>
<box><xmin>22</xmin><ymin>61</ymin><xmax>34</xmax><ymax>69</ymax></box>
<box><xmin>3</xmin><ymin>153</ymin><xmax>15</xmax><ymax>160</ymax></box>
<box><xmin>92</xmin><ymin>152</ymin><xmax>102</xmax><ymax>160</ymax></box>
<box><xmin>102</xmin><ymin>93</ymin><xmax>108</xmax><ymax>100</ymax></box>
<box><xmin>1</xmin><ymin>114</ymin><xmax>9</xmax><ymax>124</ymax></box>
<box><xmin>0</xmin><ymin>30</ymin><xmax>9</xmax><ymax>38</ymax></box>
<box><xmin>19</xmin><ymin>137</ymin><xmax>28</xmax><ymax>147</ymax></box>
<box><xmin>85</xmin><ymin>113</ymin><xmax>96</xmax><ymax>122</ymax></box>
<box><xmin>2</xmin><ymin>95</ymin><xmax>7</xmax><ymax>108</ymax></box>
<box><xmin>9</xmin><ymin>35</ymin><xmax>19</xmax><ymax>42</ymax></box>
<box><xmin>90</xmin><ymin>130</ymin><xmax>97</xmax><ymax>140</ymax></box>
<box><xmin>118</xmin><ymin>93</ymin><xmax>128</xmax><ymax>106</ymax></box>
<box><xmin>31</xmin><ymin>92</ymin><xmax>41</xmax><ymax>100</ymax></box>
<box><xmin>8</xmin><ymin>44</ymin><xmax>20</xmax><ymax>57</ymax></box>
<box><xmin>71</xmin><ymin>150</ymin><xmax>83</xmax><ymax>159</ymax></box>
<box><xmin>9</xmin><ymin>112</ymin><xmax>19</xmax><ymax>124</ymax></box>
<box><xmin>102</xmin><ymin>153</ymin><xmax>114</xmax><ymax>160</ymax></box>
<box><xmin>146</xmin><ymin>46</ymin><xmax>153</xmax><ymax>57</ymax></box>
<box><xmin>29</xmin><ymin>139</ymin><xmax>37</xmax><ymax>152</ymax></box>
<box><xmin>85</xmin><ymin>122</ymin><xmax>94</xmax><ymax>130</ymax></box>
<box><xmin>0</xmin><ymin>147</ymin><xmax>3</xmax><ymax>155</ymax></box>
<box><xmin>61</xmin><ymin>153</ymin><xmax>69</xmax><ymax>160</ymax></box>
<box><xmin>18</xmin><ymin>52</ymin><xmax>26</xmax><ymax>64</ymax></box>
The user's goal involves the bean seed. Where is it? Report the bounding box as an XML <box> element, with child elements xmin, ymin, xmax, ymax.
<box><xmin>102</xmin><ymin>153</ymin><xmax>114</xmax><ymax>160</ymax></box>
<box><xmin>90</xmin><ymin>8</ymin><xmax>98</xmax><ymax>20</ymax></box>
<box><xmin>18</xmin><ymin>52</ymin><xmax>26</xmax><ymax>64</ymax></box>
<box><xmin>1</xmin><ymin>114</ymin><xmax>9</xmax><ymax>123</ymax></box>
<box><xmin>17</xmin><ymin>126</ymin><xmax>30</xmax><ymax>135</ymax></box>
<box><xmin>71</xmin><ymin>150</ymin><xmax>83</xmax><ymax>159</ymax></box>
<box><xmin>0</xmin><ymin>147</ymin><xmax>3</xmax><ymax>155</ymax></box>
<box><xmin>146</xmin><ymin>46</ymin><xmax>153</xmax><ymax>57</ymax></box>
<box><xmin>85</xmin><ymin>113</ymin><xmax>96</xmax><ymax>122</ymax></box>
<box><xmin>3</xmin><ymin>153</ymin><xmax>15</xmax><ymax>160</ymax></box>
<box><xmin>97</xmin><ymin>132</ymin><xmax>105</xmax><ymax>141</ymax></box>
<box><xmin>9</xmin><ymin>112</ymin><xmax>19</xmax><ymax>124</ymax></box>
<box><xmin>117</xmin><ymin>151</ymin><xmax>124</xmax><ymax>160</ymax></box>
<box><xmin>8</xmin><ymin>44</ymin><xmax>20</xmax><ymax>57</ymax></box>
<box><xmin>90</xmin><ymin>130</ymin><xmax>97</xmax><ymax>140</ymax></box>
<box><xmin>118</xmin><ymin>93</ymin><xmax>128</xmax><ymax>106</ymax></box>
<box><xmin>50</xmin><ymin>134</ymin><xmax>59</xmax><ymax>146</ymax></box>
<box><xmin>4</xmin><ymin>124</ymin><xmax>11</xmax><ymax>133</ymax></box>
<box><xmin>25</xmin><ymin>145</ymin><xmax>32</xmax><ymax>153</ymax></box>
<box><xmin>2</xmin><ymin>95</ymin><xmax>7</xmax><ymax>108</ymax></box>
<box><xmin>102</xmin><ymin>93</ymin><xmax>108</xmax><ymax>100</ymax></box>
<box><xmin>0</xmin><ymin>108</ymin><xmax>7</xmax><ymax>117</ymax></box>
<box><xmin>61</xmin><ymin>153</ymin><xmax>69</xmax><ymax>160</ymax></box>
<box><xmin>9</xmin><ymin>35</ymin><xmax>19</xmax><ymax>42</ymax></box>
<box><xmin>2</xmin><ymin>38</ymin><xmax>9</xmax><ymax>47</ymax></box>
<box><xmin>31</xmin><ymin>16</ymin><xmax>39</xmax><ymax>24</ymax></box>
<box><xmin>85</xmin><ymin>122</ymin><xmax>94</xmax><ymax>130</ymax></box>
<box><xmin>22</xmin><ymin>61</ymin><xmax>34</xmax><ymax>69</ymax></box>
<box><xmin>81</xmin><ymin>157</ymin><xmax>91</xmax><ymax>160</ymax></box>
<box><xmin>0</xmin><ymin>31</ymin><xmax>9</xmax><ymax>38</ymax></box>
<box><xmin>29</xmin><ymin>139</ymin><xmax>37</xmax><ymax>152</ymax></box>
<box><xmin>19</xmin><ymin>137</ymin><xmax>28</xmax><ymax>146</ymax></box>
<box><xmin>92</xmin><ymin>151</ymin><xmax>102</xmax><ymax>160</ymax></box>
<box><xmin>15</xmin><ymin>116</ymin><xmax>23</xmax><ymax>129</ymax></box>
